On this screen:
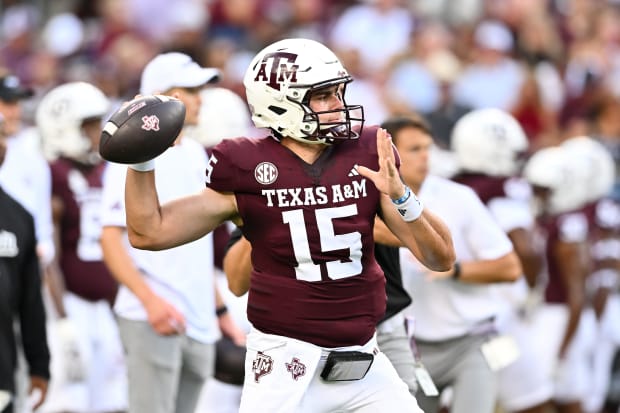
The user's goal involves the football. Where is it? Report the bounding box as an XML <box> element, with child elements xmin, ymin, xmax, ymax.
<box><xmin>99</xmin><ymin>95</ymin><xmax>185</xmax><ymax>164</ymax></box>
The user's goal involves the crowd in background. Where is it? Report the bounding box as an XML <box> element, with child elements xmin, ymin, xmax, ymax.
<box><xmin>1</xmin><ymin>0</ymin><xmax>620</xmax><ymax>412</ymax></box>
<box><xmin>0</xmin><ymin>0</ymin><xmax>618</xmax><ymax>180</ymax></box>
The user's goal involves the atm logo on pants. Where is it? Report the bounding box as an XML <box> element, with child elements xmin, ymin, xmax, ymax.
<box><xmin>252</xmin><ymin>351</ymin><xmax>274</xmax><ymax>383</ymax></box>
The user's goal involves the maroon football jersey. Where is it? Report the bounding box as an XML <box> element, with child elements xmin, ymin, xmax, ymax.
<box><xmin>50</xmin><ymin>159</ymin><xmax>117</xmax><ymax>304</ymax></box>
<box><xmin>206</xmin><ymin>127</ymin><xmax>389</xmax><ymax>347</ymax></box>
<box><xmin>583</xmin><ymin>199</ymin><xmax>620</xmax><ymax>284</ymax></box>
<box><xmin>452</xmin><ymin>173</ymin><xmax>510</xmax><ymax>204</ymax></box>
<box><xmin>452</xmin><ymin>173</ymin><xmax>532</xmax><ymax>206</ymax></box>
<box><xmin>537</xmin><ymin>209</ymin><xmax>589</xmax><ymax>304</ymax></box>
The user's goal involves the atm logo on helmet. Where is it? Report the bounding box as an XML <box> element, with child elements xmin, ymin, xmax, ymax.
<box><xmin>254</xmin><ymin>52</ymin><xmax>299</xmax><ymax>91</ymax></box>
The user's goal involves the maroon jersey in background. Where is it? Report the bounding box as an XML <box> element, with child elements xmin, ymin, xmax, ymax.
<box><xmin>537</xmin><ymin>209</ymin><xmax>589</xmax><ymax>304</ymax></box>
<box><xmin>452</xmin><ymin>173</ymin><xmax>511</xmax><ymax>204</ymax></box>
<box><xmin>454</xmin><ymin>171</ymin><xmax>588</xmax><ymax>304</ymax></box>
<box><xmin>50</xmin><ymin>159</ymin><xmax>118</xmax><ymax>305</ymax></box>
<box><xmin>206</xmin><ymin>126</ymin><xmax>389</xmax><ymax>348</ymax></box>
<box><xmin>582</xmin><ymin>199</ymin><xmax>620</xmax><ymax>290</ymax></box>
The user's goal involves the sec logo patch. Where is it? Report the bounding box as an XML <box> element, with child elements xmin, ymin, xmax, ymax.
<box><xmin>255</xmin><ymin>162</ymin><xmax>278</xmax><ymax>185</ymax></box>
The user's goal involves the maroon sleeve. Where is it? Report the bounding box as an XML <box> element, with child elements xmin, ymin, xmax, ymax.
<box><xmin>205</xmin><ymin>137</ymin><xmax>265</xmax><ymax>192</ymax></box>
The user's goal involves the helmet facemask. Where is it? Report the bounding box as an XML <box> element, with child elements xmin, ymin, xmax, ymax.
<box><xmin>293</xmin><ymin>80</ymin><xmax>364</xmax><ymax>145</ymax></box>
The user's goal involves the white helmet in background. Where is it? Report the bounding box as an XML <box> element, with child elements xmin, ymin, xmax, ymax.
<box><xmin>561</xmin><ymin>136</ymin><xmax>615</xmax><ymax>203</ymax></box>
<box><xmin>243</xmin><ymin>38</ymin><xmax>364</xmax><ymax>145</ymax></box>
<box><xmin>451</xmin><ymin>108</ymin><xmax>528</xmax><ymax>176</ymax></box>
<box><xmin>188</xmin><ymin>87</ymin><xmax>251</xmax><ymax>147</ymax></box>
<box><xmin>36</xmin><ymin>81</ymin><xmax>109</xmax><ymax>161</ymax></box>
<box><xmin>523</xmin><ymin>146</ymin><xmax>588</xmax><ymax>214</ymax></box>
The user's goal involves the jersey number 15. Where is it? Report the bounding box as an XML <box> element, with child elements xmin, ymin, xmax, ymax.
<box><xmin>283</xmin><ymin>204</ymin><xmax>362</xmax><ymax>281</ymax></box>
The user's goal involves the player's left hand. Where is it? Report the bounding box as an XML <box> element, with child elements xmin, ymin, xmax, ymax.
<box><xmin>355</xmin><ymin>128</ymin><xmax>406</xmax><ymax>200</ymax></box>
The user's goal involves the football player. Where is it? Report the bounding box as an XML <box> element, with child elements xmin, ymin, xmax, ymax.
<box><xmin>451</xmin><ymin>108</ymin><xmax>554</xmax><ymax>413</ymax></box>
<box><xmin>221</xmin><ymin>218</ymin><xmax>420</xmax><ymax>403</ymax></box>
<box><xmin>523</xmin><ymin>146</ymin><xmax>593</xmax><ymax>413</ymax></box>
<box><xmin>122</xmin><ymin>38</ymin><xmax>455</xmax><ymax>412</ymax></box>
<box><xmin>562</xmin><ymin>136</ymin><xmax>618</xmax><ymax>413</ymax></box>
<box><xmin>35</xmin><ymin>82</ymin><xmax>128</xmax><ymax>413</ymax></box>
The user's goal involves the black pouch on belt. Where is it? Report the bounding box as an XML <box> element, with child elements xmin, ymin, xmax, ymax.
<box><xmin>320</xmin><ymin>350</ymin><xmax>374</xmax><ymax>382</ymax></box>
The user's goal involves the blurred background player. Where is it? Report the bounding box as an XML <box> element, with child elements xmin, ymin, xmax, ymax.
<box><xmin>383</xmin><ymin>113</ymin><xmax>522</xmax><ymax>413</ymax></box>
<box><xmin>450</xmin><ymin>108</ymin><xmax>555</xmax><ymax>413</ymax></box>
<box><xmin>100</xmin><ymin>52</ymin><xmax>245</xmax><ymax>413</ymax></box>
<box><xmin>561</xmin><ymin>136</ymin><xmax>619</xmax><ymax>413</ymax></box>
<box><xmin>34</xmin><ymin>81</ymin><xmax>127</xmax><ymax>413</ymax></box>
<box><xmin>522</xmin><ymin>146</ymin><xmax>592</xmax><ymax>413</ymax></box>
<box><xmin>0</xmin><ymin>112</ymin><xmax>50</xmax><ymax>413</ymax></box>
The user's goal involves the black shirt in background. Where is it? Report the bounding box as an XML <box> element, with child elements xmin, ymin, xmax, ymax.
<box><xmin>0</xmin><ymin>187</ymin><xmax>50</xmax><ymax>393</ymax></box>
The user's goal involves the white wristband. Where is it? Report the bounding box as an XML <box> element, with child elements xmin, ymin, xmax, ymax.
<box><xmin>394</xmin><ymin>191</ymin><xmax>424</xmax><ymax>222</ymax></box>
<box><xmin>129</xmin><ymin>159</ymin><xmax>155</xmax><ymax>172</ymax></box>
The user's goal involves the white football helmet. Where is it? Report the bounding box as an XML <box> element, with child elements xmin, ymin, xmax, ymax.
<box><xmin>36</xmin><ymin>81</ymin><xmax>109</xmax><ymax>161</ymax></box>
<box><xmin>523</xmin><ymin>146</ymin><xmax>588</xmax><ymax>214</ymax></box>
<box><xmin>561</xmin><ymin>136</ymin><xmax>615</xmax><ymax>202</ymax></box>
<box><xmin>243</xmin><ymin>38</ymin><xmax>364</xmax><ymax>145</ymax></box>
<box><xmin>451</xmin><ymin>108</ymin><xmax>528</xmax><ymax>176</ymax></box>
<box><xmin>189</xmin><ymin>87</ymin><xmax>252</xmax><ymax>148</ymax></box>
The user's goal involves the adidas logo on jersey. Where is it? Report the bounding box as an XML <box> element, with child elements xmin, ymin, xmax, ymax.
<box><xmin>348</xmin><ymin>165</ymin><xmax>359</xmax><ymax>177</ymax></box>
